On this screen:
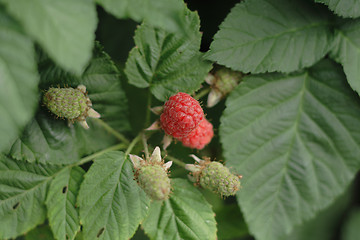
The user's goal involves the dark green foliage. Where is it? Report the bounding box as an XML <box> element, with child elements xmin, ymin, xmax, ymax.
<box><xmin>0</xmin><ymin>0</ymin><xmax>360</xmax><ymax>239</ymax></box>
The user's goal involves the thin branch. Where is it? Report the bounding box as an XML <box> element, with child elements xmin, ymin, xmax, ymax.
<box><xmin>94</xmin><ymin>118</ymin><xmax>130</xmax><ymax>145</ymax></box>
<box><xmin>145</xmin><ymin>90</ymin><xmax>153</xmax><ymax>128</ymax></box>
<box><xmin>194</xmin><ymin>87</ymin><xmax>211</xmax><ymax>100</ymax></box>
<box><xmin>76</xmin><ymin>143</ymin><xmax>127</xmax><ymax>166</ymax></box>
<box><xmin>165</xmin><ymin>155</ymin><xmax>186</xmax><ymax>168</ymax></box>
<box><xmin>125</xmin><ymin>133</ymin><xmax>142</xmax><ymax>157</ymax></box>
<box><xmin>142</xmin><ymin>131</ymin><xmax>150</xmax><ymax>160</ymax></box>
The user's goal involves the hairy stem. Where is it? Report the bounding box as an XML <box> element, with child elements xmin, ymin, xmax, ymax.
<box><xmin>194</xmin><ymin>87</ymin><xmax>210</xmax><ymax>100</ymax></box>
<box><xmin>94</xmin><ymin>118</ymin><xmax>130</xmax><ymax>144</ymax></box>
<box><xmin>76</xmin><ymin>143</ymin><xmax>127</xmax><ymax>166</ymax></box>
<box><xmin>145</xmin><ymin>90</ymin><xmax>153</xmax><ymax>128</ymax></box>
<box><xmin>165</xmin><ymin>155</ymin><xmax>187</xmax><ymax>168</ymax></box>
<box><xmin>142</xmin><ymin>131</ymin><xmax>150</xmax><ymax>160</ymax></box>
<box><xmin>125</xmin><ymin>133</ymin><xmax>142</xmax><ymax>157</ymax></box>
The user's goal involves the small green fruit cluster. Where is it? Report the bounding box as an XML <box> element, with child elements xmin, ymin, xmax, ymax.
<box><xmin>186</xmin><ymin>155</ymin><xmax>241</xmax><ymax>197</ymax></box>
<box><xmin>43</xmin><ymin>85</ymin><xmax>100</xmax><ymax>129</ymax></box>
<box><xmin>205</xmin><ymin>67</ymin><xmax>243</xmax><ymax>107</ymax></box>
<box><xmin>200</xmin><ymin>162</ymin><xmax>240</xmax><ymax>197</ymax></box>
<box><xmin>130</xmin><ymin>147</ymin><xmax>172</xmax><ymax>201</ymax></box>
<box><xmin>137</xmin><ymin>165</ymin><xmax>171</xmax><ymax>200</ymax></box>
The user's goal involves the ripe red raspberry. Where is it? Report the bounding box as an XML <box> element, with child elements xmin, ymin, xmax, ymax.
<box><xmin>179</xmin><ymin>119</ymin><xmax>214</xmax><ymax>149</ymax></box>
<box><xmin>160</xmin><ymin>92</ymin><xmax>204</xmax><ymax>138</ymax></box>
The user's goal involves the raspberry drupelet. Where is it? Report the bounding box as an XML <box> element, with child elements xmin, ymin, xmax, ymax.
<box><xmin>160</xmin><ymin>92</ymin><xmax>204</xmax><ymax>138</ymax></box>
<box><xmin>179</xmin><ymin>118</ymin><xmax>214</xmax><ymax>149</ymax></box>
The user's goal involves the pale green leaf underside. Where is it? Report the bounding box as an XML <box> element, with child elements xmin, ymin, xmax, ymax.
<box><xmin>78</xmin><ymin>151</ymin><xmax>149</xmax><ymax>240</ymax></box>
<box><xmin>0</xmin><ymin>154</ymin><xmax>61</xmax><ymax>239</ymax></box>
<box><xmin>142</xmin><ymin>179</ymin><xmax>217</xmax><ymax>240</ymax></box>
<box><xmin>1</xmin><ymin>0</ymin><xmax>97</xmax><ymax>74</ymax></box>
<box><xmin>96</xmin><ymin>0</ymin><xmax>187</xmax><ymax>35</ymax></box>
<box><xmin>285</xmin><ymin>190</ymin><xmax>351</xmax><ymax>240</ymax></box>
<box><xmin>206</xmin><ymin>0</ymin><xmax>332</xmax><ymax>73</ymax></box>
<box><xmin>330</xmin><ymin>19</ymin><xmax>360</xmax><ymax>96</ymax></box>
<box><xmin>342</xmin><ymin>208</ymin><xmax>360</xmax><ymax>240</ymax></box>
<box><xmin>220</xmin><ymin>60</ymin><xmax>360</xmax><ymax>240</ymax></box>
<box><xmin>46</xmin><ymin>167</ymin><xmax>84</xmax><ymax>240</ymax></box>
<box><xmin>315</xmin><ymin>0</ymin><xmax>360</xmax><ymax>18</ymax></box>
<box><xmin>124</xmin><ymin>10</ymin><xmax>212</xmax><ymax>101</ymax></box>
<box><xmin>8</xmin><ymin>44</ymin><xmax>130</xmax><ymax>164</ymax></box>
<box><xmin>0</xmin><ymin>8</ymin><xmax>38</xmax><ymax>153</ymax></box>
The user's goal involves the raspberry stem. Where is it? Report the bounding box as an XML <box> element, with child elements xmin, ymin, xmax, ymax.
<box><xmin>77</xmin><ymin>143</ymin><xmax>127</xmax><ymax>166</ymax></box>
<box><xmin>125</xmin><ymin>134</ymin><xmax>142</xmax><ymax>157</ymax></box>
<box><xmin>145</xmin><ymin>90</ymin><xmax>152</xmax><ymax>128</ymax></box>
<box><xmin>194</xmin><ymin>87</ymin><xmax>210</xmax><ymax>100</ymax></box>
<box><xmin>142</xmin><ymin>131</ymin><xmax>150</xmax><ymax>160</ymax></box>
<box><xmin>44</xmin><ymin>143</ymin><xmax>127</xmax><ymax>185</ymax></box>
<box><xmin>165</xmin><ymin>155</ymin><xmax>186</xmax><ymax>168</ymax></box>
<box><xmin>94</xmin><ymin>118</ymin><xmax>130</xmax><ymax>145</ymax></box>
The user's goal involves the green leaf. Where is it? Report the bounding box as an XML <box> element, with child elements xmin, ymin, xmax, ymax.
<box><xmin>205</xmin><ymin>0</ymin><xmax>332</xmax><ymax>73</ymax></box>
<box><xmin>78</xmin><ymin>151</ymin><xmax>150</xmax><ymax>240</ymax></box>
<box><xmin>9</xmin><ymin>113</ymin><xmax>80</xmax><ymax>164</ymax></box>
<box><xmin>342</xmin><ymin>208</ymin><xmax>360</xmax><ymax>240</ymax></box>
<box><xmin>46</xmin><ymin>167</ymin><xmax>84</xmax><ymax>240</ymax></box>
<box><xmin>124</xmin><ymin>11</ymin><xmax>212</xmax><ymax>101</ymax></box>
<box><xmin>220</xmin><ymin>59</ymin><xmax>360</xmax><ymax>240</ymax></box>
<box><xmin>96</xmin><ymin>0</ymin><xmax>187</xmax><ymax>35</ymax></box>
<box><xmin>285</xmin><ymin>187</ymin><xmax>351</xmax><ymax>240</ymax></box>
<box><xmin>1</xmin><ymin>0</ymin><xmax>97</xmax><ymax>74</ymax></box>
<box><xmin>25</xmin><ymin>224</ymin><xmax>55</xmax><ymax>240</ymax></box>
<box><xmin>330</xmin><ymin>19</ymin><xmax>360</xmax><ymax>96</ymax></box>
<box><xmin>315</xmin><ymin>0</ymin><xmax>360</xmax><ymax>18</ymax></box>
<box><xmin>0</xmin><ymin>7</ymin><xmax>38</xmax><ymax>153</ymax></box>
<box><xmin>0</xmin><ymin>154</ymin><xmax>62</xmax><ymax>239</ymax></box>
<box><xmin>8</xmin><ymin>44</ymin><xmax>130</xmax><ymax>164</ymax></box>
<box><xmin>142</xmin><ymin>178</ymin><xmax>217</xmax><ymax>240</ymax></box>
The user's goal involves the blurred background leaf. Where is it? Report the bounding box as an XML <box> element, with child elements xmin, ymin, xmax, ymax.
<box><xmin>96</xmin><ymin>0</ymin><xmax>190</xmax><ymax>36</ymax></box>
<box><xmin>314</xmin><ymin>0</ymin><xmax>360</xmax><ymax>18</ymax></box>
<box><xmin>0</xmin><ymin>6</ymin><xmax>39</xmax><ymax>153</ymax></box>
<box><xmin>341</xmin><ymin>207</ymin><xmax>360</xmax><ymax>240</ymax></box>
<box><xmin>1</xmin><ymin>0</ymin><xmax>97</xmax><ymax>75</ymax></box>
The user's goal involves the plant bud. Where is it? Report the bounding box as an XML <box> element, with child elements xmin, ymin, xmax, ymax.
<box><xmin>43</xmin><ymin>85</ymin><xmax>100</xmax><ymax>129</ymax></box>
<box><xmin>137</xmin><ymin>165</ymin><xmax>171</xmax><ymax>200</ymax></box>
<box><xmin>186</xmin><ymin>155</ymin><xmax>241</xmax><ymax>197</ymax></box>
<box><xmin>130</xmin><ymin>147</ymin><xmax>173</xmax><ymax>201</ymax></box>
<box><xmin>199</xmin><ymin>162</ymin><xmax>240</xmax><ymax>197</ymax></box>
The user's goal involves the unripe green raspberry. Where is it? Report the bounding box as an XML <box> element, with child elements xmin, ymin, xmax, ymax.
<box><xmin>212</xmin><ymin>68</ymin><xmax>242</xmax><ymax>95</ymax></box>
<box><xmin>130</xmin><ymin>147</ymin><xmax>173</xmax><ymax>201</ymax></box>
<box><xmin>205</xmin><ymin>67</ymin><xmax>243</xmax><ymax>107</ymax></box>
<box><xmin>43</xmin><ymin>85</ymin><xmax>100</xmax><ymax>129</ymax></box>
<box><xmin>199</xmin><ymin>162</ymin><xmax>240</xmax><ymax>197</ymax></box>
<box><xmin>185</xmin><ymin>155</ymin><xmax>241</xmax><ymax>197</ymax></box>
<box><xmin>137</xmin><ymin>165</ymin><xmax>171</xmax><ymax>201</ymax></box>
<box><xmin>43</xmin><ymin>87</ymin><xmax>88</xmax><ymax>119</ymax></box>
